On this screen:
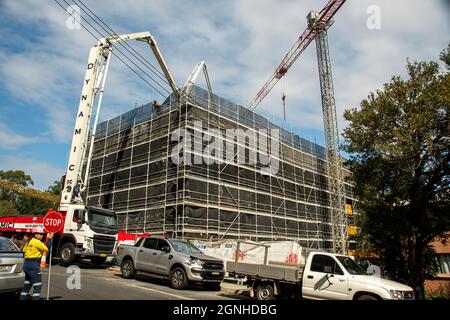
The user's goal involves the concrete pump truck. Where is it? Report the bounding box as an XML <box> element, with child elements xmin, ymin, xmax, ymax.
<box><xmin>0</xmin><ymin>32</ymin><xmax>179</xmax><ymax>266</ymax></box>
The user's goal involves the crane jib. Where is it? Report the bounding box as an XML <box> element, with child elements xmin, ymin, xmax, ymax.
<box><xmin>246</xmin><ymin>0</ymin><xmax>346</xmax><ymax>112</ymax></box>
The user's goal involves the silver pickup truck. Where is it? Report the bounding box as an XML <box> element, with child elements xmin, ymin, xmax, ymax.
<box><xmin>116</xmin><ymin>236</ymin><xmax>225</xmax><ymax>290</ymax></box>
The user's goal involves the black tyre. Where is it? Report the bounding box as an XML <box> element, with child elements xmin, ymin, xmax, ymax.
<box><xmin>204</xmin><ymin>282</ymin><xmax>221</xmax><ymax>291</ymax></box>
<box><xmin>59</xmin><ymin>243</ymin><xmax>76</xmax><ymax>266</ymax></box>
<box><xmin>91</xmin><ymin>256</ymin><xmax>107</xmax><ymax>266</ymax></box>
<box><xmin>255</xmin><ymin>282</ymin><xmax>275</xmax><ymax>300</ymax></box>
<box><xmin>358</xmin><ymin>294</ymin><xmax>378</xmax><ymax>300</ymax></box>
<box><xmin>169</xmin><ymin>267</ymin><xmax>188</xmax><ymax>290</ymax></box>
<box><xmin>120</xmin><ymin>259</ymin><xmax>136</xmax><ymax>279</ymax></box>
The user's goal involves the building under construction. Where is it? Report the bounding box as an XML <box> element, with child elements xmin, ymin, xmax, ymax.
<box><xmin>86</xmin><ymin>86</ymin><xmax>357</xmax><ymax>250</ymax></box>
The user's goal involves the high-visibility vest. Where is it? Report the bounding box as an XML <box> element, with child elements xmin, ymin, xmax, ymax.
<box><xmin>23</xmin><ymin>238</ymin><xmax>48</xmax><ymax>259</ymax></box>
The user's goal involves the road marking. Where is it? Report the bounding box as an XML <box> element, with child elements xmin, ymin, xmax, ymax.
<box><xmin>106</xmin><ymin>277</ymin><xmax>194</xmax><ymax>300</ymax></box>
<box><xmin>130</xmin><ymin>284</ymin><xmax>194</xmax><ymax>300</ymax></box>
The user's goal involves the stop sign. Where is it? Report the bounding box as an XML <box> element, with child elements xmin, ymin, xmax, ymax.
<box><xmin>43</xmin><ymin>211</ymin><xmax>64</xmax><ymax>233</ymax></box>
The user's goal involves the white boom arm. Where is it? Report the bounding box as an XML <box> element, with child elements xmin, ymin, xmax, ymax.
<box><xmin>60</xmin><ymin>31</ymin><xmax>178</xmax><ymax>210</ymax></box>
<box><xmin>182</xmin><ymin>61</ymin><xmax>212</xmax><ymax>96</ymax></box>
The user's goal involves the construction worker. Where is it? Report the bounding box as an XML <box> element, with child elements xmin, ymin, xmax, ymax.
<box><xmin>20</xmin><ymin>227</ymin><xmax>49</xmax><ymax>300</ymax></box>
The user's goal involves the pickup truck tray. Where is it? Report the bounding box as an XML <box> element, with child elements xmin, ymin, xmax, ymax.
<box><xmin>227</xmin><ymin>261</ymin><xmax>304</xmax><ymax>283</ymax></box>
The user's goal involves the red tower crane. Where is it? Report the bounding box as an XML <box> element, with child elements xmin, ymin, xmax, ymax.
<box><xmin>246</xmin><ymin>0</ymin><xmax>348</xmax><ymax>254</ymax></box>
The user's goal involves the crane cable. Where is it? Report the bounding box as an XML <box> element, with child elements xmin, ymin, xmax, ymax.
<box><xmin>54</xmin><ymin>0</ymin><xmax>171</xmax><ymax>98</ymax></box>
<box><xmin>73</xmin><ymin>0</ymin><xmax>171</xmax><ymax>86</ymax></box>
<box><xmin>281</xmin><ymin>77</ymin><xmax>286</xmax><ymax>121</ymax></box>
<box><xmin>54</xmin><ymin>0</ymin><xmax>228</xmax><ymax>116</ymax></box>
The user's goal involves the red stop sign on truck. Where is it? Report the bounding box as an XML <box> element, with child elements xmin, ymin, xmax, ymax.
<box><xmin>43</xmin><ymin>211</ymin><xmax>64</xmax><ymax>233</ymax></box>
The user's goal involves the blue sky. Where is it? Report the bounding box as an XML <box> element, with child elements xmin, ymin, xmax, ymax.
<box><xmin>0</xmin><ymin>0</ymin><xmax>449</xmax><ymax>190</ymax></box>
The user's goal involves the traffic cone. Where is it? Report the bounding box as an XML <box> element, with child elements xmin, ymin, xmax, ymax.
<box><xmin>40</xmin><ymin>252</ymin><xmax>47</xmax><ymax>268</ymax></box>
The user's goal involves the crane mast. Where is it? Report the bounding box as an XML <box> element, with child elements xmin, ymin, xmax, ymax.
<box><xmin>308</xmin><ymin>11</ymin><xmax>348</xmax><ymax>254</ymax></box>
<box><xmin>245</xmin><ymin>0</ymin><xmax>348</xmax><ymax>254</ymax></box>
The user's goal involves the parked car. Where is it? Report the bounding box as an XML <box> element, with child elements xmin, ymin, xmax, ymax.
<box><xmin>0</xmin><ymin>236</ymin><xmax>25</xmax><ymax>294</ymax></box>
<box><xmin>116</xmin><ymin>236</ymin><xmax>225</xmax><ymax>290</ymax></box>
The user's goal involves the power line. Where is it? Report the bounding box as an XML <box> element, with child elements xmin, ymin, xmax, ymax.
<box><xmin>61</xmin><ymin>0</ymin><xmax>224</xmax><ymax>107</ymax></box>
<box><xmin>54</xmin><ymin>0</ymin><xmax>170</xmax><ymax>97</ymax></box>
<box><xmin>73</xmin><ymin>0</ymin><xmax>170</xmax><ymax>85</ymax></box>
<box><xmin>55</xmin><ymin>0</ymin><xmax>240</xmax><ymax>118</ymax></box>
<box><xmin>61</xmin><ymin>0</ymin><xmax>171</xmax><ymax>96</ymax></box>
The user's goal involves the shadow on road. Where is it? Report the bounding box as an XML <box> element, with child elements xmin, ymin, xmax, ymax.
<box><xmin>218</xmin><ymin>292</ymin><xmax>252</xmax><ymax>300</ymax></box>
<box><xmin>45</xmin><ymin>296</ymin><xmax>63</xmax><ymax>300</ymax></box>
<box><xmin>113</xmin><ymin>273</ymin><xmax>250</xmax><ymax>296</ymax></box>
<box><xmin>0</xmin><ymin>292</ymin><xmax>19</xmax><ymax>300</ymax></box>
<box><xmin>0</xmin><ymin>293</ymin><xmax>64</xmax><ymax>301</ymax></box>
<box><xmin>49</xmin><ymin>257</ymin><xmax>111</xmax><ymax>270</ymax></box>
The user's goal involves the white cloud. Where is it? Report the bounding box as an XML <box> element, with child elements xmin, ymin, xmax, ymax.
<box><xmin>0</xmin><ymin>156</ymin><xmax>65</xmax><ymax>190</ymax></box>
<box><xmin>0</xmin><ymin>0</ymin><xmax>448</xmax><ymax>147</ymax></box>
<box><xmin>0</xmin><ymin>121</ymin><xmax>44</xmax><ymax>149</ymax></box>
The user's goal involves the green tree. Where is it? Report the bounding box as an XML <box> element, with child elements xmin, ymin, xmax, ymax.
<box><xmin>343</xmin><ymin>47</ymin><xmax>450</xmax><ymax>299</ymax></box>
<box><xmin>0</xmin><ymin>170</ymin><xmax>34</xmax><ymax>216</ymax></box>
<box><xmin>47</xmin><ymin>180</ymin><xmax>62</xmax><ymax>196</ymax></box>
<box><xmin>440</xmin><ymin>44</ymin><xmax>450</xmax><ymax>67</ymax></box>
<box><xmin>0</xmin><ymin>170</ymin><xmax>58</xmax><ymax>216</ymax></box>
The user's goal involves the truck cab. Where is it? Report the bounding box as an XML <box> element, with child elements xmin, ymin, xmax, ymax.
<box><xmin>56</xmin><ymin>205</ymin><xmax>118</xmax><ymax>266</ymax></box>
<box><xmin>301</xmin><ymin>252</ymin><xmax>415</xmax><ymax>300</ymax></box>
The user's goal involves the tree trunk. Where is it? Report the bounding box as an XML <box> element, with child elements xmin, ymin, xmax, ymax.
<box><xmin>408</xmin><ymin>234</ymin><xmax>426</xmax><ymax>300</ymax></box>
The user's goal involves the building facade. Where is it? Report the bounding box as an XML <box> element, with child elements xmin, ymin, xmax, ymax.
<box><xmin>86</xmin><ymin>86</ymin><xmax>357</xmax><ymax>250</ymax></box>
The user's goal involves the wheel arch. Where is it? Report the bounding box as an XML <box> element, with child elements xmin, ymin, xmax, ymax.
<box><xmin>57</xmin><ymin>234</ymin><xmax>77</xmax><ymax>254</ymax></box>
<box><xmin>121</xmin><ymin>255</ymin><xmax>134</xmax><ymax>264</ymax></box>
<box><xmin>353</xmin><ymin>291</ymin><xmax>382</xmax><ymax>300</ymax></box>
<box><xmin>252</xmin><ymin>279</ymin><xmax>280</xmax><ymax>296</ymax></box>
<box><xmin>170</xmin><ymin>263</ymin><xmax>187</xmax><ymax>274</ymax></box>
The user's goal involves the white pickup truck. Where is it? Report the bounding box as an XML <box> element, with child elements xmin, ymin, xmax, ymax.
<box><xmin>227</xmin><ymin>242</ymin><xmax>415</xmax><ymax>300</ymax></box>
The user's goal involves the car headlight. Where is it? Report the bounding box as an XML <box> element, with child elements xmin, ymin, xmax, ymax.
<box><xmin>86</xmin><ymin>238</ymin><xmax>93</xmax><ymax>250</ymax></box>
<box><xmin>389</xmin><ymin>290</ymin><xmax>404</xmax><ymax>300</ymax></box>
<box><xmin>187</xmin><ymin>257</ymin><xmax>204</xmax><ymax>268</ymax></box>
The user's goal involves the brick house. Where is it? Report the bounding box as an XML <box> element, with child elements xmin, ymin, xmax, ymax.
<box><xmin>425</xmin><ymin>234</ymin><xmax>450</xmax><ymax>299</ymax></box>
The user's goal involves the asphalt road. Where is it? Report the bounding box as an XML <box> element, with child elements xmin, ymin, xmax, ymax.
<box><xmin>13</xmin><ymin>260</ymin><xmax>249</xmax><ymax>300</ymax></box>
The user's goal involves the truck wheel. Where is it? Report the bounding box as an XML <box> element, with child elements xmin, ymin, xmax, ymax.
<box><xmin>255</xmin><ymin>283</ymin><xmax>275</xmax><ymax>300</ymax></box>
<box><xmin>358</xmin><ymin>294</ymin><xmax>378</xmax><ymax>300</ymax></box>
<box><xmin>120</xmin><ymin>259</ymin><xmax>136</xmax><ymax>279</ymax></box>
<box><xmin>91</xmin><ymin>256</ymin><xmax>107</xmax><ymax>266</ymax></box>
<box><xmin>169</xmin><ymin>267</ymin><xmax>188</xmax><ymax>290</ymax></box>
<box><xmin>59</xmin><ymin>243</ymin><xmax>76</xmax><ymax>266</ymax></box>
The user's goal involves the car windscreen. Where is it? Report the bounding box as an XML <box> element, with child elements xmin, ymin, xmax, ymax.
<box><xmin>169</xmin><ymin>240</ymin><xmax>202</xmax><ymax>254</ymax></box>
<box><xmin>336</xmin><ymin>256</ymin><xmax>370</xmax><ymax>275</ymax></box>
<box><xmin>0</xmin><ymin>237</ymin><xmax>20</xmax><ymax>253</ymax></box>
<box><xmin>88</xmin><ymin>210</ymin><xmax>117</xmax><ymax>230</ymax></box>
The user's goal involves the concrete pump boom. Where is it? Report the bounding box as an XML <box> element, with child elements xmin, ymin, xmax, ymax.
<box><xmin>60</xmin><ymin>31</ymin><xmax>178</xmax><ymax>211</ymax></box>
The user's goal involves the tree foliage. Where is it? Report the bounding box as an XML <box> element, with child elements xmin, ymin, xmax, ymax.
<box><xmin>343</xmin><ymin>46</ymin><xmax>450</xmax><ymax>299</ymax></box>
<box><xmin>47</xmin><ymin>180</ymin><xmax>62</xmax><ymax>196</ymax></box>
<box><xmin>0</xmin><ymin>170</ymin><xmax>58</xmax><ymax>216</ymax></box>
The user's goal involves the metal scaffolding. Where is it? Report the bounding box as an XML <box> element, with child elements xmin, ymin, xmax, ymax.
<box><xmin>86</xmin><ymin>86</ymin><xmax>357</xmax><ymax>250</ymax></box>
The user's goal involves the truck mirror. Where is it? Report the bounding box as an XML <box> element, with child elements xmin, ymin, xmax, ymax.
<box><xmin>81</xmin><ymin>210</ymin><xmax>87</xmax><ymax>224</ymax></box>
